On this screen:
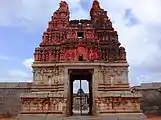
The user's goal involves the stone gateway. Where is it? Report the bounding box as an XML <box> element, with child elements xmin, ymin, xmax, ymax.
<box><xmin>17</xmin><ymin>0</ymin><xmax>146</xmax><ymax>120</ymax></box>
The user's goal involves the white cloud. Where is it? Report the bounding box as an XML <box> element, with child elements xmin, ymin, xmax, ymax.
<box><xmin>23</xmin><ymin>58</ymin><xmax>34</xmax><ymax>69</ymax></box>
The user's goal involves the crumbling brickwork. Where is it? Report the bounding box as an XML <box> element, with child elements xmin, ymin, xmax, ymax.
<box><xmin>0</xmin><ymin>82</ymin><xmax>31</xmax><ymax>117</ymax></box>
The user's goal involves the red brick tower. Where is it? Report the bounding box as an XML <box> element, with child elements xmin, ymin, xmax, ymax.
<box><xmin>33</xmin><ymin>0</ymin><xmax>126</xmax><ymax>63</ymax></box>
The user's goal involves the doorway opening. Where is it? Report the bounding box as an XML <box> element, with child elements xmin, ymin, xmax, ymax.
<box><xmin>68</xmin><ymin>69</ymin><xmax>93</xmax><ymax>116</ymax></box>
<box><xmin>78</xmin><ymin>54</ymin><xmax>84</xmax><ymax>61</ymax></box>
<box><xmin>77</xmin><ymin>32</ymin><xmax>84</xmax><ymax>39</ymax></box>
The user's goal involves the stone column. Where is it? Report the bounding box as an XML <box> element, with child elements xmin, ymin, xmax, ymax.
<box><xmin>63</xmin><ymin>68</ymin><xmax>70</xmax><ymax>116</ymax></box>
<box><xmin>92</xmin><ymin>68</ymin><xmax>99</xmax><ymax>115</ymax></box>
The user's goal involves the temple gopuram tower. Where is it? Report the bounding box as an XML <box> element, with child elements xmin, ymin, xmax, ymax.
<box><xmin>18</xmin><ymin>1</ymin><xmax>146</xmax><ymax>120</ymax></box>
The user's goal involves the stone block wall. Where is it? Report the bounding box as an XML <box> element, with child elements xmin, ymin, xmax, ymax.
<box><xmin>0</xmin><ymin>82</ymin><xmax>161</xmax><ymax>116</ymax></box>
<box><xmin>134</xmin><ymin>82</ymin><xmax>161</xmax><ymax>115</ymax></box>
<box><xmin>0</xmin><ymin>82</ymin><xmax>31</xmax><ymax>117</ymax></box>
<box><xmin>141</xmin><ymin>90</ymin><xmax>161</xmax><ymax>115</ymax></box>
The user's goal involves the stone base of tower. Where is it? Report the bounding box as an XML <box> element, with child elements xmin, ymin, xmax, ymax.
<box><xmin>95</xmin><ymin>91</ymin><xmax>142</xmax><ymax>113</ymax></box>
<box><xmin>19</xmin><ymin>92</ymin><xmax>67</xmax><ymax>115</ymax></box>
<box><xmin>16</xmin><ymin>62</ymin><xmax>147</xmax><ymax>120</ymax></box>
<box><xmin>17</xmin><ymin>91</ymin><xmax>147</xmax><ymax>120</ymax></box>
<box><xmin>93</xmin><ymin>91</ymin><xmax>147</xmax><ymax>120</ymax></box>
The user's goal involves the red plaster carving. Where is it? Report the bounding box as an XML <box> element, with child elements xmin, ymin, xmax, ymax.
<box><xmin>33</xmin><ymin>0</ymin><xmax>127</xmax><ymax>63</ymax></box>
<box><xmin>42</xmin><ymin>51</ymin><xmax>45</xmax><ymax>61</ymax></box>
<box><xmin>64</xmin><ymin>49</ymin><xmax>76</xmax><ymax>61</ymax></box>
<box><xmin>38</xmin><ymin>50</ymin><xmax>41</xmax><ymax>61</ymax></box>
<box><xmin>56</xmin><ymin>51</ymin><xmax>59</xmax><ymax>61</ymax></box>
<box><xmin>60</xmin><ymin>49</ymin><xmax>66</xmax><ymax>60</ymax></box>
<box><xmin>71</xmin><ymin>31</ymin><xmax>76</xmax><ymax>38</ymax></box>
<box><xmin>34</xmin><ymin>49</ymin><xmax>39</xmax><ymax>61</ymax></box>
<box><xmin>90</xmin><ymin>0</ymin><xmax>100</xmax><ymax>14</ymax></box>
<box><xmin>88</xmin><ymin>48</ymin><xmax>100</xmax><ymax>61</ymax></box>
<box><xmin>86</xmin><ymin>31</ymin><xmax>94</xmax><ymax>39</ymax></box>
<box><xmin>119</xmin><ymin>47</ymin><xmax>126</xmax><ymax>60</ymax></box>
<box><xmin>48</xmin><ymin>50</ymin><xmax>53</xmax><ymax>61</ymax></box>
<box><xmin>42</xmin><ymin>32</ymin><xmax>49</xmax><ymax>43</ymax></box>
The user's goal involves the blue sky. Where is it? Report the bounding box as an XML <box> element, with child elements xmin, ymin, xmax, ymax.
<box><xmin>0</xmin><ymin>0</ymin><xmax>161</xmax><ymax>92</ymax></box>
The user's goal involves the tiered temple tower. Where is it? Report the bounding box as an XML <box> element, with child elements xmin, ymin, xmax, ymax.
<box><xmin>19</xmin><ymin>0</ymin><xmax>146</xmax><ymax>119</ymax></box>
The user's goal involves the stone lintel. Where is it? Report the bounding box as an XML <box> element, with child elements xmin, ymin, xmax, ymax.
<box><xmin>20</xmin><ymin>92</ymin><xmax>64</xmax><ymax>98</ymax></box>
<box><xmin>100</xmin><ymin>110</ymin><xmax>143</xmax><ymax>113</ymax></box>
<box><xmin>32</xmin><ymin>84</ymin><xmax>64</xmax><ymax>87</ymax></box>
<box><xmin>20</xmin><ymin>111</ymin><xmax>63</xmax><ymax>114</ymax></box>
<box><xmin>98</xmin><ymin>87</ymin><xmax>130</xmax><ymax>90</ymax></box>
<box><xmin>98</xmin><ymin>83</ymin><xmax>129</xmax><ymax>87</ymax></box>
<box><xmin>31</xmin><ymin>86</ymin><xmax>64</xmax><ymax>92</ymax></box>
<box><xmin>32</xmin><ymin>62</ymin><xmax>128</xmax><ymax>68</ymax></box>
<box><xmin>98</xmin><ymin>91</ymin><xmax>142</xmax><ymax>97</ymax></box>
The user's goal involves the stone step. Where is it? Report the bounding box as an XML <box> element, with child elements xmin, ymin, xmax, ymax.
<box><xmin>16</xmin><ymin>113</ymin><xmax>147</xmax><ymax>120</ymax></box>
<box><xmin>64</xmin><ymin>116</ymin><xmax>100</xmax><ymax>120</ymax></box>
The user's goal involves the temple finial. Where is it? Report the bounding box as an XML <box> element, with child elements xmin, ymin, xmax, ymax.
<box><xmin>92</xmin><ymin>0</ymin><xmax>100</xmax><ymax>9</ymax></box>
<box><xmin>93</xmin><ymin>0</ymin><xmax>99</xmax><ymax>3</ymax></box>
<box><xmin>90</xmin><ymin>0</ymin><xmax>100</xmax><ymax>18</ymax></box>
<box><xmin>58</xmin><ymin>1</ymin><xmax>69</xmax><ymax>12</ymax></box>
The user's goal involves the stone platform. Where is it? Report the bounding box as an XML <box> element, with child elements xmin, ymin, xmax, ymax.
<box><xmin>16</xmin><ymin>113</ymin><xmax>147</xmax><ymax>120</ymax></box>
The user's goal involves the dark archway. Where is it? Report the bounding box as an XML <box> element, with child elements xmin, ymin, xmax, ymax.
<box><xmin>68</xmin><ymin>69</ymin><xmax>93</xmax><ymax>116</ymax></box>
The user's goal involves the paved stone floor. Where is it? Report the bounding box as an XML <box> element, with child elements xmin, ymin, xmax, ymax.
<box><xmin>3</xmin><ymin>116</ymin><xmax>161</xmax><ymax>120</ymax></box>
<box><xmin>14</xmin><ymin>113</ymin><xmax>147</xmax><ymax>120</ymax></box>
<box><xmin>0</xmin><ymin>113</ymin><xmax>150</xmax><ymax>120</ymax></box>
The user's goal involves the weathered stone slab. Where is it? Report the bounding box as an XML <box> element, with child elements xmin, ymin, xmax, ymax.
<box><xmin>21</xmin><ymin>92</ymin><xmax>64</xmax><ymax>98</ymax></box>
<box><xmin>18</xmin><ymin>82</ymin><xmax>32</xmax><ymax>88</ymax></box>
<box><xmin>16</xmin><ymin>113</ymin><xmax>146</xmax><ymax>120</ymax></box>
<box><xmin>141</xmin><ymin>83</ymin><xmax>161</xmax><ymax>89</ymax></box>
<box><xmin>64</xmin><ymin>116</ymin><xmax>100</xmax><ymax>120</ymax></box>
<box><xmin>16</xmin><ymin>114</ymin><xmax>46</xmax><ymax>120</ymax></box>
<box><xmin>46</xmin><ymin>114</ymin><xmax>64</xmax><ymax>120</ymax></box>
<box><xmin>99</xmin><ymin>91</ymin><xmax>142</xmax><ymax>97</ymax></box>
<box><xmin>0</xmin><ymin>83</ymin><xmax>6</xmax><ymax>88</ymax></box>
<box><xmin>16</xmin><ymin>114</ymin><xmax>66</xmax><ymax>120</ymax></box>
<box><xmin>0</xmin><ymin>84</ymin><xmax>31</xmax><ymax>116</ymax></box>
<box><xmin>5</xmin><ymin>83</ymin><xmax>19</xmax><ymax>88</ymax></box>
<box><xmin>32</xmin><ymin>62</ymin><xmax>129</xmax><ymax>68</ymax></box>
<box><xmin>100</xmin><ymin>113</ymin><xmax>147</xmax><ymax>120</ymax></box>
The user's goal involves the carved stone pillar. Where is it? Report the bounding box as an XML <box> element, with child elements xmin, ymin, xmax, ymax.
<box><xmin>92</xmin><ymin>68</ymin><xmax>99</xmax><ymax>115</ymax></box>
<box><xmin>64</xmin><ymin>68</ymin><xmax>70</xmax><ymax>116</ymax></box>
